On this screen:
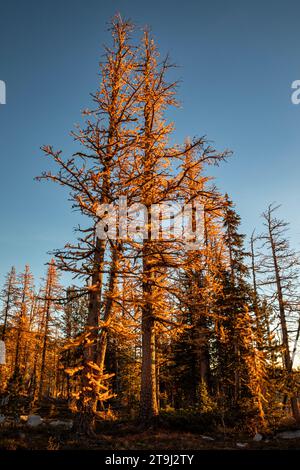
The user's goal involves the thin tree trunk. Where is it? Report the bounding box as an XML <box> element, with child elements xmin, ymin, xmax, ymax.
<box><xmin>250</xmin><ymin>233</ymin><xmax>264</xmax><ymax>347</ymax></box>
<box><xmin>38</xmin><ymin>290</ymin><xmax>51</xmax><ymax>399</ymax></box>
<box><xmin>268</xmin><ymin>220</ymin><xmax>300</xmax><ymax>422</ymax></box>
<box><xmin>2</xmin><ymin>290</ymin><xmax>11</xmax><ymax>342</ymax></box>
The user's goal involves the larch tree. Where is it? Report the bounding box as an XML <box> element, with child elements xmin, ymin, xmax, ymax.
<box><xmin>38</xmin><ymin>259</ymin><xmax>62</xmax><ymax>400</ymax></box>
<box><xmin>37</xmin><ymin>16</ymin><xmax>141</xmax><ymax>434</ymax></box>
<box><xmin>134</xmin><ymin>31</ymin><xmax>229</xmax><ymax>423</ymax></box>
<box><xmin>11</xmin><ymin>265</ymin><xmax>34</xmax><ymax>392</ymax></box>
<box><xmin>37</xmin><ymin>15</ymin><xmax>229</xmax><ymax>431</ymax></box>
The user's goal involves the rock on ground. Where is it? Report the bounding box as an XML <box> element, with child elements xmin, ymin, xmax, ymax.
<box><xmin>236</xmin><ymin>442</ymin><xmax>248</xmax><ymax>448</ymax></box>
<box><xmin>27</xmin><ymin>415</ymin><xmax>43</xmax><ymax>427</ymax></box>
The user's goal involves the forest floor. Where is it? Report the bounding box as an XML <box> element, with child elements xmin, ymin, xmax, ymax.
<box><xmin>1</xmin><ymin>399</ymin><xmax>300</xmax><ymax>450</ymax></box>
<box><xmin>1</xmin><ymin>421</ymin><xmax>300</xmax><ymax>450</ymax></box>
<box><xmin>1</xmin><ymin>426</ymin><xmax>300</xmax><ymax>450</ymax></box>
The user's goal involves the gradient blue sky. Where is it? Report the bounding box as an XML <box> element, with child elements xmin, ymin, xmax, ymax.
<box><xmin>1</xmin><ymin>0</ymin><xmax>300</xmax><ymax>285</ymax></box>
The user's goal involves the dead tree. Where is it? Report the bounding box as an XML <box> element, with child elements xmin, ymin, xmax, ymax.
<box><xmin>260</xmin><ymin>204</ymin><xmax>300</xmax><ymax>422</ymax></box>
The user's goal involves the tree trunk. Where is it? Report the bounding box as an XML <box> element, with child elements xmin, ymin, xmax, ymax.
<box><xmin>39</xmin><ymin>285</ymin><xmax>52</xmax><ymax>399</ymax></box>
<box><xmin>140</xmin><ymin>310</ymin><xmax>158</xmax><ymax>423</ymax></box>
<box><xmin>268</xmin><ymin>221</ymin><xmax>300</xmax><ymax>422</ymax></box>
<box><xmin>140</xmin><ymin>241</ymin><xmax>159</xmax><ymax>424</ymax></box>
<box><xmin>73</xmin><ymin>237</ymin><xmax>105</xmax><ymax>433</ymax></box>
<box><xmin>97</xmin><ymin>245</ymin><xmax>119</xmax><ymax>375</ymax></box>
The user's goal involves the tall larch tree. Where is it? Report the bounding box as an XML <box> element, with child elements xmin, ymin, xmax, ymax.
<box><xmin>37</xmin><ymin>16</ymin><xmax>141</xmax><ymax>434</ymax></box>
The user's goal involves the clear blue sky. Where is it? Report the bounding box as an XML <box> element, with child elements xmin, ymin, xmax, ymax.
<box><xmin>1</xmin><ymin>0</ymin><xmax>300</xmax><ymax>285</ymax></box>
